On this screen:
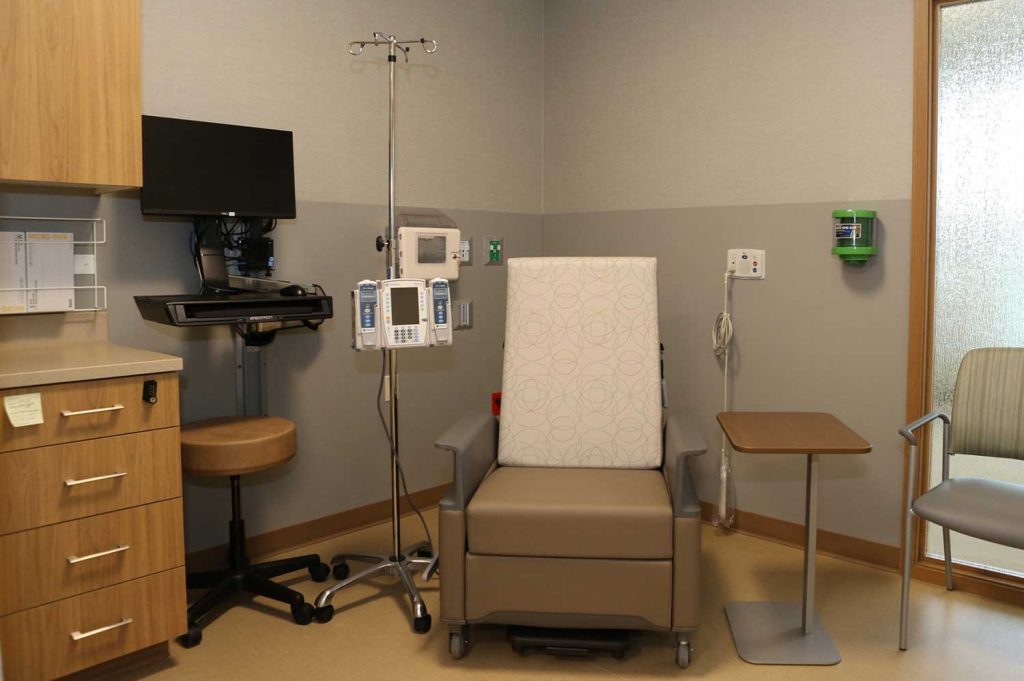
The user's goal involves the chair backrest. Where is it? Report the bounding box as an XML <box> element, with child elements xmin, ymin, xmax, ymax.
<box><xmin>950</xmin><ymin>347</ymin><xmax>1024</xmax><ymax>460</ymax></box>
<box><xmin>497</xmin><ymin>257</ymin><xmax>662</xmax><ymax>469</ymax></box>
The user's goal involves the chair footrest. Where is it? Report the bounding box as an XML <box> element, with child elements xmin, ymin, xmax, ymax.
<box><xmin>507</xmin><ymin>626</ymin><xmax>630</xmax><ymax>659</ymax></box>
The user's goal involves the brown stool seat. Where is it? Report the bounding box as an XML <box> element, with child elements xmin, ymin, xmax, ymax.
<box><xmin>181</xmin><ymin>416</ymin><xmax>296</xmax><ymax>476</ymax></box>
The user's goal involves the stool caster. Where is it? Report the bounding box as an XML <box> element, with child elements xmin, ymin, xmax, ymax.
<box><xmin>314</xmin><ymin>605</ymin><xmax>335</xmax><ymax>623</ymax></box>
<box><xmin>413</xmin><ymin>613</ymin><xmax>432</xmax><ymax>634</ymax></box>
<box><xmin>309</xmin><ymin>562</ymin><xmax>331</xmax><ymax>583</ymax></box>
<box><xmin>179</xmin><ymin>624</ymin><xmax>202</xmax><ymax>649</ymax></box>
<box><xmin>332</xmin><ymin>561</ymin><xmax>350</xmax><ymax>580</ymax></box>
<box><xmin>291</xmin><ymin>602</ymin><xmax>315</xmax><ymax>625</ymax></box>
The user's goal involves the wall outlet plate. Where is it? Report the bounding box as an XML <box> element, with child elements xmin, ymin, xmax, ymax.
<box><xmin>727</xmin><ymin>249</ymin><xmax>765</xmax><ymax>279</ymax></box>
<box><xmin>459</xmin><ymin>238</ymin><xmax>473</xmax><ymax>265</ymax></box>
<box><xmin>454</xmin><ymin>300</ymin><xmax>473</xmax><ymax>329</ymax></box>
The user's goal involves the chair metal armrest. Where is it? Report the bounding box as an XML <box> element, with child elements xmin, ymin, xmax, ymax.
<box><xmin>901</xmin><ymin>410</ymin><xmax>953</xmax><ymax>484</ymax></box>
<box><xmin>899</xmin><ymin>411</ymin><xmax>950</xmax><ymax>446</ymax></box>
<box><xmin>435</xmin><ymin>411</ymin><xmax>498</xmax><ymax>511</ymax></box>
<box><xmin>664</xmin><ymin>412</ymin><xmax>706</xmax><ymax>518</ymax></box>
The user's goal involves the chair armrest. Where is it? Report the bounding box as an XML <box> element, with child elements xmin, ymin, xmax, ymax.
<box><xmin>899</xmin><ymin>411</ymin><xmax>950</xmax><ymax>446</ymax></box>
<box><xmin>900</xmin><ymin>410</ymin><xmax>955</xmax><ymax>498</ymax></box>
<box><xmin>435</xmin><ymin>411</ymin><xmax>498</xmax><ymax>511</ymax></box>
<box><xmin>664</xmin><ymin>412</ymin><xmax>707</xmax><ymax>518</ymax></box>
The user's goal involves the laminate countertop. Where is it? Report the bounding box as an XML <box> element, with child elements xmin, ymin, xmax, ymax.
<box><xmin>0</xmin><ymin>342</ymin><xmax>182</xmax><ymax>390</ymax></box>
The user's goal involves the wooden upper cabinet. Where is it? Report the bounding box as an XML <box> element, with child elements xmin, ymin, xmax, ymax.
<box><xmin>0</xmin><ymin>0</ymin><xmax>142</xmax><ymax>190</ymax></box>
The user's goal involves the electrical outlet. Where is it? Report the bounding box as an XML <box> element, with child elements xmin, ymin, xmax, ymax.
<box><xmin>727</xmin><ymin>249</ymin><xmax>766</xmax><ymax>279</ymax></box>
<box><xmin>459</xmin><ymin>238</ymin><xmax>473</xmax><ymax>265</ymax></box>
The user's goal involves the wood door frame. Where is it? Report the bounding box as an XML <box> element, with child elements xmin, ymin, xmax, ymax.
<box><xmin>904</xmin><ymin>0</ymin><xmax>1024</xmax><ymax>604</ymax></box>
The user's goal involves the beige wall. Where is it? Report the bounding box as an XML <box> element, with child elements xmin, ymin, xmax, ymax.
<box><xmin>543</xmin><ymin>0</ymin><xmax>913</xmax><ymax>213</ymax></box>
<box><xmin>144</xmin><ymin>0</ymin><xmax>543</xmax><ymax>214</ymax></box>
<box><xmin>541</xmin><ymin>0</ymin><xmax>915</xmax><ymax>547</ymax></box>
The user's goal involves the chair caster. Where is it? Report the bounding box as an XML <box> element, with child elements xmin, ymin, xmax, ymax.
<box><xmin>446</xmin><ymin>626</ymin><xmax>466</xmax><ymax>659</ymax></box>
<box><xmin>291</xmin><ymin>601</ymin><xmax>315</xmax><ymax>625</ymax></box>
<box><xmin>179</xmin><ymin>624</ymin><xmax>202</xmax><ymax>649</ymax></box>
<box><xmin>675</xmin><ymin>640</ymin><xmax>692</xmax><ymax>669</ymax></box>
<box><xmin>314</xmin><ymin>605</ymin><xmax>335</xmax><ymax>623</ymax></box>
<box><xmin>332</xmin><ymin>561</ymin><xmax>350</xmax><ymax>580</ymax></box>
<box><xmin>449</xmin><ymin>630</ymin><xmax>468</xmax><ymax>659</ymax></box>
<box><xmin>413</xmin><ymin>613</ymin><xmax>432</xmax><ymax>634</ymax></box>
<box><xmin>309</xmin><ymin>562</ymin><xmax>331</xmax><ymax>583</ymax></box>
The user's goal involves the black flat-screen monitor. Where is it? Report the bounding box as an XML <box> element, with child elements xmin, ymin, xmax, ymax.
<box><xmin>141</xmin><ymin>116</ymin><xmax>296</xmax><ymax>218</ymax></box>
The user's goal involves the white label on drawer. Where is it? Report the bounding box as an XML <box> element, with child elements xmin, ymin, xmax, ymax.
<box><xmin>3</xmin><ymin>392</ymin><xmax>44</xmax><ymax>427</ymax></box>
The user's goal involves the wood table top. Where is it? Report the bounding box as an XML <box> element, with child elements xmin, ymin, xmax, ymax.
<box><xmin>716</xmin><ymin>412</ymin><xmax>872</xmax><ymax>455</ymax></box>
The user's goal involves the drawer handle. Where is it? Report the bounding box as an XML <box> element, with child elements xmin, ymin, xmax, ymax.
<box><xmin>70</xmin><ymin>617</ymin><xmax>134</xmax><ymax>641</ymax></box>
<box><xmin>67</xmin><ymin>544</ymin><xmax>130</xmax><ymax>564</ymax></box>
<box><xmin>64</xmin><ymin>471</ymin><xmax>128</xmax><ymax>487</ymax></box>
<box><xmin>61</xmin><ymin>404</ymin><xmax>125</xmax><ymax>417</ymax></box>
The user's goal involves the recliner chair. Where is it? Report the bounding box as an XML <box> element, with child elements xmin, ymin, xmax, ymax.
<box><xmin>435</xmin><ymin>257</ymin><xmax>706</xmax><ymax>667</ymax></box>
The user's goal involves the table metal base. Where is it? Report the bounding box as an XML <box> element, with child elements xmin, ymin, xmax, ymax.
<box><xmin>725</xmin><ymin>602</ymin><xmax>840</xmax><ymax>666</ymax></box>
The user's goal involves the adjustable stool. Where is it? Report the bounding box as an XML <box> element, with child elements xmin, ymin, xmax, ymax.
<box><xmin>178</xmin><ymin>416</ymin><xmax>330</xmax><ymax>648</ymax></box>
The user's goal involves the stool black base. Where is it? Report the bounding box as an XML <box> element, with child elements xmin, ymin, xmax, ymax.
<box><xmin>180</xmin><ymin>475</ymin><xmax>330</xmax><ymax>648</ymax></box>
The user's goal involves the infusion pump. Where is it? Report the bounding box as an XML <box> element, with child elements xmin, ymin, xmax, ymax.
<box><xmin>352</xmin><ymin>278</ymin><xmax>452</xmax><ymax>350</ymax></box>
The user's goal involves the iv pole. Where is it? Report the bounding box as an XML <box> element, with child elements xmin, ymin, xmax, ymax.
<box><xmin>313</xmin><ymin>32</ymin><xmax>438</xmax><ymax>632</ymax></box>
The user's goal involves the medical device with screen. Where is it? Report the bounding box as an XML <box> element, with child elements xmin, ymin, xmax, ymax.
<box><xmin>351</xmin><ymin>278</ymin><xmax>452</xmax><ymax>350</ymax></box>
<box><xmin>397</xmin><ymin>226</ymin><xmax>460</xmax><ymax>280</ymax></box>
<box><xmin>428</xmin><ymin>278</ymin><xmax>452</xmax><ymax>346</ymax></box>
<box><xmin>352</xmin><ymin>280</ymin><xmax>380</xmax><ymax>350</ymax></box>
<box><xmin>381</xmin><ymin>280</ymin><xmax>427</xmax><ymax>347</ymax></box>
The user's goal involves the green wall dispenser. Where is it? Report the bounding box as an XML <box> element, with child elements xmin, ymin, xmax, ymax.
<box><xmin>831</xmin><ymin>209</ymin><xmax>877</xmax><ymax>266</ymax></box>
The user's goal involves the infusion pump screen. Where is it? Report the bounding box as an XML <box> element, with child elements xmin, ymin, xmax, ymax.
<box><xmin>390</xmin><ymin>286</ymin><xmax>420</xmax><ymax>325</ymax></box>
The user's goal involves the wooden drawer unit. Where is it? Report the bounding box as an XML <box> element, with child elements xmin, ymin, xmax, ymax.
<box><xmin>0</xmin><ymin>499</ymin><xmax>184</xmax><ymax>615</ymax></box>
<box><xmin>0</xmin><ymin>428</ymin><xmax>181</xmax><ymax>535</ymax></box>
<box><xmin>0</xmin><ymin>373</ymin><xmax>179</xmax><ymax>453</ymax></box>
<box><xmin>0</xmin><ymin>360</ymin><xmax>184</xmax><ymax>679</ymax></box>
<box><xmin>0</xmin><ymin>568</ymin><xmax>185</xmax><ymax>681</ymax></box>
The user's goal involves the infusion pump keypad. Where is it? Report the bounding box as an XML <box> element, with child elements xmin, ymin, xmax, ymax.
<box><xmin>393</xmin><ymin>327</ymin><xmax>421</xmax><ymax>344</ymax></box>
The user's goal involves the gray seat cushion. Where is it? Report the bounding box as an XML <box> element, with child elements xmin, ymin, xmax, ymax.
<box><xmin>913</xmin><ymin>478</ymin><xmax>1024</xmax><ymax>550</ymax></box>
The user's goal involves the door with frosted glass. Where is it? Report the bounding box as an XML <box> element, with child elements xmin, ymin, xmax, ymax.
<box><xmin>929</xmin><ymin>0</ymin><xmax>1024</xmax><ymax>576</ymax></box>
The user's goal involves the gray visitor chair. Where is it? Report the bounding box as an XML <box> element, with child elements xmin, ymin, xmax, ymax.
<box><xmin>897</xmin><ymin>347</ymin><xmax>1024</xmax><ymax>650</ymax></box>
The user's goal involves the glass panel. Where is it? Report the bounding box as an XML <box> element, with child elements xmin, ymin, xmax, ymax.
<box><xmin>929</xmin><ymin>0</ymin><xmax>1024</xmax><ymax>577</ymax></box>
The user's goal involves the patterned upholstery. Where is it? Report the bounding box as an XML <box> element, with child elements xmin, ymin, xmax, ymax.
<box><xmin>497</xmin><ymin>257</ymin><xmax>662</xmax><ymax>469</ymax></box>
<box><xmin>950</xmin><ymin>347</ymin><xmax>1024</xmax><ymax>460</ymax></box>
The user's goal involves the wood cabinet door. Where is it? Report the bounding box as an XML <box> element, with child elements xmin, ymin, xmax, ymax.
<box><xmin>0</xmin><ymin>0</ymin><xmax>141</xmax><ymax>189</ymax></box>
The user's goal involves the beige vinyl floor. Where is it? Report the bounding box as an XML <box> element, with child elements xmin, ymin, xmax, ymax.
<box><xmin>110</xmin><ymin>510</ymin><xmax>1023</xmax><ymax>681</ymax></box>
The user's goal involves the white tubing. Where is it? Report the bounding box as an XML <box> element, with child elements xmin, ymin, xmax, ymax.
<box><xmin>712</xmin><ymin>270</ymin><xmax>734</xmax><ymax>525</ymax></box>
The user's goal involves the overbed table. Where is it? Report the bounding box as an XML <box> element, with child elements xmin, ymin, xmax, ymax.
<box><xmin>716</xmin><ymin>411</ymin><xmax>872</xmax><ymax>666</ymax></box>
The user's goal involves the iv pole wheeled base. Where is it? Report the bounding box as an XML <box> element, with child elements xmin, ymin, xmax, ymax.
<box><xmin>312</xmin><ymin>541</ymin><xmax>439</xmax><ymax>630</ymax></box>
